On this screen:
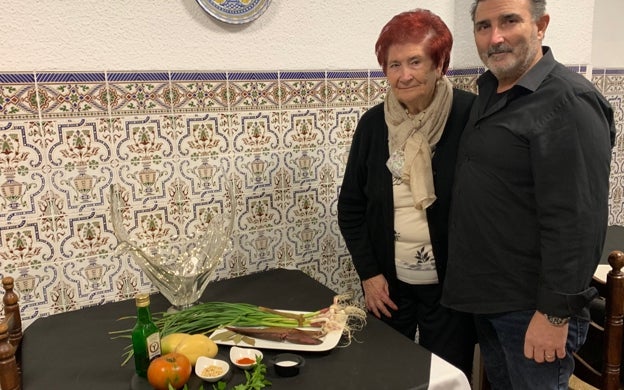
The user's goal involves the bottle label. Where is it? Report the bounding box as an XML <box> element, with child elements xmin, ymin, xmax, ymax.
<box><xmin>146</xmin><ymin>332</ymin><xmax>161</xmax><ymax>360</ymax></box>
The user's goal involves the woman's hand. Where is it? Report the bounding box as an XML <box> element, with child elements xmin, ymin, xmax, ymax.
<box><xmin>362</xmin><ymin>274</ymin><xmax>399</xmax><ymax>318</ymax></box>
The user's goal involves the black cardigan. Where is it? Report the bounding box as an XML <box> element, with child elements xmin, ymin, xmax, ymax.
<box><xmin>337</xmin><ymin>88</ymin><xmax>475</xmax><ymax>296</ymax></box>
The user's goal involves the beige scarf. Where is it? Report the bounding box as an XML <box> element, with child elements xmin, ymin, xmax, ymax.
<box><xmin>384</xmin><ymin>76</ymin><xmax>453</xmax><ymax>210</ymax></box>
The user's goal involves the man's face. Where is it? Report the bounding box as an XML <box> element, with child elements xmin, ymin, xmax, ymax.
<box><xmin>473</xmin><ymin>0</ymin><xmax>548</xmax><ymax>90</ymax></box>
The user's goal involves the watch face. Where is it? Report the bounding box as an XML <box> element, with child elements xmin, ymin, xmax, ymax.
<box><xmin>545</xmin><ymin>314</ymin><xmax>569</xmax><ymax>326</ymax></box>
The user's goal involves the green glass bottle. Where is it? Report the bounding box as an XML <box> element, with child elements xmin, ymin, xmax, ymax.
<box><xmin>131</xmin><ymin>293</ymin><xmax>161</xmax><ymax>377</ymax></box>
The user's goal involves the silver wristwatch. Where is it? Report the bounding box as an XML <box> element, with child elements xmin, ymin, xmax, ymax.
<box><xmin>544</xmin><ymin>313</ymin><xmax>570</xmax><ymax>326</ymax></box>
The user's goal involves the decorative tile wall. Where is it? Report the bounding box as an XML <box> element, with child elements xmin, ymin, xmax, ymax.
<box><xmin>0</xmin><ymin>67</ymin><xmax>622</xmax><ymax>327</ymax></box>
<box><xmin>593</xmin><ymin>68</ymin><xmax>624</xmax><ymax>225</ymax></box>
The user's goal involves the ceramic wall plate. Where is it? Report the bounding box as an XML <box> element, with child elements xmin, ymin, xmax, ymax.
<box><xmin>196</xmin><ymin>0</ymin><xmax>271</xmax><ymax>24</ymax></box>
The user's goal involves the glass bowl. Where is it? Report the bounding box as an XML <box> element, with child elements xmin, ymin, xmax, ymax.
<box><xmin>110</xmin><ymin>184</ymin><xmax>234</xmax><ymax>311</ymax></box>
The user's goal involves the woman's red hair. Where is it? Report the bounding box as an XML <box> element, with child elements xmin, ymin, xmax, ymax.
<box><xmin>375</xmin><ymin>9</ymin><xmax>453</xmax><ymax>74</ymax></box>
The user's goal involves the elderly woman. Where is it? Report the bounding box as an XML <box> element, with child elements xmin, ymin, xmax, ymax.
<box><xmin>338</xmin><ymin>9</ymin><xmax>476</xmax><ymax>376</ymax></box>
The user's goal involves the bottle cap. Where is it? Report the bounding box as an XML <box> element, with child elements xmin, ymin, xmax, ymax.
<box><xmin>135</xmin><ymin>293</ymin><xmax>150</xmax><ymax>307</ymax></box>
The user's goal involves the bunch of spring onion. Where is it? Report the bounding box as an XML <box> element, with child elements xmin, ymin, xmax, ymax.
<box><xmin>110</xmin><ymin>293</ymin><xmax>366</xmax><ymax>365</ymax></box>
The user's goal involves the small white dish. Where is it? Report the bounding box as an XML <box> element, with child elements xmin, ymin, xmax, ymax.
<box><xmin>195</xmin><ymin>356</ymin><xmax>229</xmax><ymax>382</ymax></box>
<box><xmin>229</xmin><ymin>346</ymin><xmax>263</xmax><ymax>370</ymax></box>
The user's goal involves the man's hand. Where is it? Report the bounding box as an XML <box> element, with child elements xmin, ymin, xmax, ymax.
<box><xmin>524</xmin><ymin>311</ymin><xmax>568</xmax><ymax>363</ymax></box>
<box><xmin>362</xmin><ymin>274</ymin><xmax>399</xmax><ymax>318</ymax></box>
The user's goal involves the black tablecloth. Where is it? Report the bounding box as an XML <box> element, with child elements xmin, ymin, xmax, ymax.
<box><xmin>22</xmin><ymin>269</ymin><xmax>437</xmax><ymax>390</ymax></box>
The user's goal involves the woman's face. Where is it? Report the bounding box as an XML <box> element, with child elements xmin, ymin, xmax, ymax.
<box><xmin>385</xmin><ymin>41</ymin><xmax>443</xmax><ymax>114</ymax></box>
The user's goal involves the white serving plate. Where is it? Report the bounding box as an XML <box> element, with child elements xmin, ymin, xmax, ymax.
<box><xmin>209</xmin><ymin>310</ymin><xmax>346</xmax><ymax>352</ymax></box>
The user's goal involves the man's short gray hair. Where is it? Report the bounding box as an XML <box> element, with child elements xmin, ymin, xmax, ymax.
<box><xmin>470</xmin><ymin>0</ymin><xmax>547</xmax><ymax>22</ymax></box>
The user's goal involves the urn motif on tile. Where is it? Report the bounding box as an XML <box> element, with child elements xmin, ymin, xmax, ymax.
<box><xmin>127</xmin><ymin>124</ymin><xmax>165</xmax><ymax>195</ymax></box>
<box><xmin>0</xmin><ymin>132</ymin><xmax>31</xmax><ymax>209</ymax></box>
<box><xmin>15</xmin><ymin>268</ymin><xmax>49</xmax><ymax>301</ymax></box>
<box><xmin>0</xmin><ymin>174</ymin><xmax>25</xmax><ymax>209</ymax></box>
<box><xmin>249</xmin><ymin>154</ymin><xmax>267</xmax><ymax>183</ymax></box>
<box><xmin>59</xmin><ymin>126</ymin><xmax>105</xmax><ymax>202</ymax></box>
<box><xmin>83</xmin><ymin>259</ymin><xmax>112</xmax><ymax>289</ymax></box>
<box><xmin>253</xmin><ymin>232</ymin><xmax>270</xmax><ymax>256</ymax></box>
<box><xmin>196</xmin><ymin>160</ymin><xmax>216</xmax><ymax>189</ymax></box>
<box><xmin>295</xmin><ymin>153</ymin><xmax>313</xmax><ymax>179</ymax></box>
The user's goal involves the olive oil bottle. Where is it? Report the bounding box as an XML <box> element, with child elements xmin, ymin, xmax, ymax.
<box><xmin>131</xmin><ymin>293</ymin><xmax>161</xmax><ymax>377</ymax></box>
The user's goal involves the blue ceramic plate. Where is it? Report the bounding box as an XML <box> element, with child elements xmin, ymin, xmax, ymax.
<box><xmin>196</xmin><ymin>0</ymin><xmax>271</xmax><ymax>24</ymax></box>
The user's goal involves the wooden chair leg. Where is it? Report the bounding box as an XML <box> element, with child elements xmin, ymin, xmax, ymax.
<box><xmin>0</xmin><ymin>320</ymin><xmax>20</xmax><ymax>390</ymax></box>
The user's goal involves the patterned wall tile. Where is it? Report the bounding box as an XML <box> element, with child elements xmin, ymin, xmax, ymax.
<box><xmin>0</xmin><ymin>219</ymin><xmax>55</xmax><ymax>273</ymax></box>
<box><xmin>179</xmin><ymin>153</ymin><xmax>231</xmax><ymax>199</ymax></box>
<box><xmin>592</xmin><ymin>68</ymin><xmax>606</xmax><ymax>92</ymax></box>
<box><xmin>284</xmin><ymin>215</ymin><xmax>326</xmax><ymax>260</ymax></box>
<box><xmin>12</xmin><ymin>263</ymin><xmax>58</xmax><ymax>326</ymax></box>
<box><xmin>318</xmin><ymin>154</ymin><xmax>341</xmax><ymax>218</ymax></box>
<box><xmin>595</xmin><ymin>68</ymin><xmax>624</xmax><ymax>225</ymax></box>
<box><xmin>230</xmin><ymin>110</ymin><xmax>281</xmax><ymax>154</ymax></box>
<box><xmin>0</xmin><ymin>73</ymin><xmax>39</xmax><ymax>120</ymax></box>
<box><xmin>233</xmin><ymin>151</ymin><xmax>280</xmax><ymax>192</ymax></box>
<box><xmin>237</xmin><ymin>190</ymin><xmax>281</xmax><ymax>233</ymax></box>
<box><xmin>314</xmin><ymin>220</ymin><xmax>360</xmax><ymax>294</ymax></box>
<box><xmin>176</xmin><ymin>112</ymin><xmax>230</xmax><ymax>159</ymax></box>
<box><xmin>604</xmin><ymin>69</ymin><xmax>624</xmax><ymax>94</ymax></box>
<box><xmin>170</xmin><ymin>72</ymin><xmax>228</xmax><ymax>113</ymax></box>
<box><xmin>0</xmin><ymin>67</ymin><xmax>621</xmax><ymax>326</ymax></box>
<box><xmin>284</xmin><ymin>186</ymin><xmax>325</xmax><ymax>226</ymax></box>
<box><xmin>46</xmin><ymin>117</ymin><xmax>114</xmax><ymax>216</ymax></box>
<box><xmin>324</xmin><ymin>107</ymin><xmax>362</xmax><ymax>148</ymax></box>
<box><xmin>609</xmin><ymin>163</ymin><xmax>624</xmax><ymax>224</ymax></box>
<box><xmin>36</xmin><ymin>73</ymin><xmax>108</xmax><ymax>118</ymax></box>
<box><xmin>234</xmin><ymin>227</ymin><xmax>282</xmax><ymax>272</ymax></box>
<box><xmin>326</xmin><ymin>71</ymin><xmax>369</xmax><ymax>107</ymax></box>
<box><xmin>0</xmin><ymin>120</ymin><xmax>47</xmax><ymax>223</ymax></box>
<box><xmin>369</xmin><ymin>70</ymin><xmax>388</xmax><ymax>107</ymax></box>
<box><xmin>279</xmin><ymin>72</ymin><xmax>326</xmax><ymax>109</ymax></box>
<box><xmin>115</xmin><ymin>114</ymin><xmax>177</xmax><ymax>202</ymax></box>
<box><xmin>228</xmin><ymin>72</ymin><xmax>280</xmax><ymax>110</ymax></box>
<box><xmin>62</xmin><ymin>254</ymin><xmax>121</xmax><ymax>303</ymax></box>
<box><xmin>282</xmin><ymin>148</ymin><xmax>322</xmax><ymax>188</ymax></box>
<box><xmin>282</xmin><ymin>109</ymin><xmax>325</xmax><ymax>151</ymax></box>
<box><xmin>107</xmin><ymin>72</ymin><xmax>172</xmax><ymax>115</ymax></box>
<box><xmin>58</xmin><ymin>211</ymin><xmax>113</xmax><ymax>263</ymax></box>
<box><xmin>447</xmin><ymin>67</ymin><xmax>483</xmax><ymax>94</ymax></box>
<box><xmin>33</xmin><ymin>188</ymin><xmax>70</xmax><ymax>247</ymax></box>
<box><xmin>47</xmin><ymin>272</ymin><xmax>81</xmax><ymax>314</ymax></box>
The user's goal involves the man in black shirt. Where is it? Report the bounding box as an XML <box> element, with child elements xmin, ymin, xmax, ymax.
<box><xmin>442</xmin><ymin>0</ymin><xmax>615</xmax><ymax>389</ymax></box>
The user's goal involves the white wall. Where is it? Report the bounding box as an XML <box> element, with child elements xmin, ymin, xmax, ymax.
<box><xmin>592</xmin><ymin>0</ymin><xmax>624</xmax><ymax>67</ymax></box>
<box><xmin>0</xmin><ymin>0</ymin><xmax>599</xmax><ymax>72</ymax></box>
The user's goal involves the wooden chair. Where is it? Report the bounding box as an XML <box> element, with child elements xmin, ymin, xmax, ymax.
<box><xmin>0</xmin><ymin>276</ymin><xmax>22</xmax><ymax>390</ymax></box>
<box><xmin>573</xmin><ymin>250</ymin><xmax>624</xmax><ymax>390</ymax></box>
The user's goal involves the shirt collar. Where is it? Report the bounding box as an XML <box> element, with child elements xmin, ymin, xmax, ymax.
<box><xmin>477</xmin><ymin>46</ymin><xmax>557</xmax><ymax>94</ymax></box>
